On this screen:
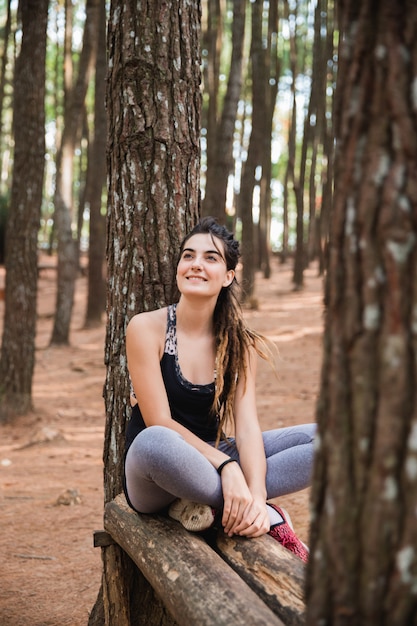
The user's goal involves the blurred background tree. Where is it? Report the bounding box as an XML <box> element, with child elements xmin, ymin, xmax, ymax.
<box><xmin>306</xmin><ymin>2</ymin><xmax>417</xmax><ymax>623</ymax></box>
<box><xmin>0</xmin><ymin>0</ymin><xmax>49</xmax><ymax>420</ymax></box>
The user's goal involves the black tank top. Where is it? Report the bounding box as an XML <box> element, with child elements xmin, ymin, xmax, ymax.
<box><xmin>125</xmin><ymin>304</ymin><xmax>219</xmax><ymax>452</ymax></box>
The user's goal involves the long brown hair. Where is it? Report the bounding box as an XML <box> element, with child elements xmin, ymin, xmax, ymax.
<box><xmin>179</xmin><ymin>217</ymin><xmax>273</xmax><ymax>444</ymax></box>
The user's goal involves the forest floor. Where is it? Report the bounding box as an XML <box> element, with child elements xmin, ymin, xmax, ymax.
<box><xmin>0</xmin><ymin>255</ymin><xmax>324</xmax><ymax>626</ymax></box>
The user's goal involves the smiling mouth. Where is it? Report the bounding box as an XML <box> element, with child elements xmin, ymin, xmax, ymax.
<box><xmin>187</xmin><ymin>276</ymin><xmax>206</xmax><ymax>281</ymax></box>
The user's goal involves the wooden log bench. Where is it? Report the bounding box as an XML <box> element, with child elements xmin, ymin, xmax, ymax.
<box><xmin>94</xmin><ymin>494</ymin><xmax>306</xmax><ymax>626</ymax></box>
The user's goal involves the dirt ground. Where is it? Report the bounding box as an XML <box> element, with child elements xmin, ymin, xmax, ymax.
<box><xmin>0</xmin><ymin>256</ymin><xmax>324</xmax><ymax>626</ymax></box>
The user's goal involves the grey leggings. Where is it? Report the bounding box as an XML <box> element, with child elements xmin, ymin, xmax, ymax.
<box><xmin>125</xmin><ymin>423</ymin><xmax>316</xmax><ymax>516</ymax></box>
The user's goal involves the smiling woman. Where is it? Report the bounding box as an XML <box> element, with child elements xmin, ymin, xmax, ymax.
<box><xmin>123</xmin><ymin>216</ymin><xmax>315</xmax><ymax>562</ymax></box>
<box><xmin>175</xmin><ymin>233</ymin><xmax>235</xmax><ymax>300</ymax></box>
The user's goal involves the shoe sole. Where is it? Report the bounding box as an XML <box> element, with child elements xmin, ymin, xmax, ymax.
<box><xmin>168</xmin><ymin>499</ymin><xmax>215</xmax><ymax>532</ymax></box>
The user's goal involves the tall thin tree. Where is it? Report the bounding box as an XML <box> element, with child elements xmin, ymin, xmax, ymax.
<box><xmin>50</xmin><ymin>0</ymin><xmax>100</xmax><ymax>345</ymax></box>
<box><xmin>0</xmin><ymin>0</ymin><xmax>12</xmax><ymax>174</ymax></box>
<box><xmin>202</xmin><ymin>0</ymin><xmax>246</xmax><ymax>222</ymax></box>
<box><xmin>0</xmin><ymin>0</ymin><xmax>49</xmax><ymax>421</ymax></box>
<box><xmin>84</xmin><ymin>0</ymin><xmax>107</xmax><ymax>327</ymax></box>
<box><xmin>317</xmin><ymin>0</ymin><xmax>336</xmax><ymax>275</ymax></box>
<box><xmin>258</xmin><ymin>0</ymin><xmax>280</xmax><ymax>279</ymax></box>
<box><xmin>239</xmin><ymin>0</ymin><xmax>266</xmax><ymax>301</ymax></box>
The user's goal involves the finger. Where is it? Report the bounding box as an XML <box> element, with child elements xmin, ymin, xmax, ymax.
<box><xmin>230</xmin><ymin>508</ymin><xmax>258</xmax><ymax>535</ymax></box>
<box><xmin>234</xmin><ymin>515</ymin><xmax>260</xmax><ymax>535</ymax></box>
<box><xmin>236</xmin><ymin>511</ymin><xmax>270</xmax><ymax>537</ymax></box>
<box><xmin>224</xmin><ymin>504</ymin><xmax>244</xmax><ymax>535</ymax></box>
<box><xmin>222</xmin><ymin>505</ymin><xmax>237</xmax><ymax>533</ymax></box>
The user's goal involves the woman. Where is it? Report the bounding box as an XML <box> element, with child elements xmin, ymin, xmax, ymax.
<box><xmin>124</xmin><ymin>217</ymin><xmax>315</xmax><ymax>562</ymax></box>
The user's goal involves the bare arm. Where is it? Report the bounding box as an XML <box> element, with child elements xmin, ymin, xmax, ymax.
<box><xmin>221</xmin><ymin>347</ymin><xmax>271</xmax><ymax>537</ymax></box>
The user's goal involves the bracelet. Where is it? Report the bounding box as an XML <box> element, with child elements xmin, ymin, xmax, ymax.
<box><xmin>217</xmin><ymin>458</ymin><xmax>237</xmax><ymax>475</ymax></box>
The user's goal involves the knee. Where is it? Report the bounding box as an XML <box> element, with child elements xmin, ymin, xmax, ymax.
<box><xmin>126</xmin><ymin>425</ymin><xmax>179</xmax><ymax>474</ymax></box>
<box><xmin>304</xmin><ymin>423</ymin><xmax>317</xmax><ymax>443</ymax></box>
<box><xmin>129</xmin><ymin>425</ymin><xmax>181</xmax><ymax>457</ymax></box>
<box><xmin>289</xmin><ymin>423</ymin><xmax>317</xmax><ymax>448</ymax></box>
<box><xmin>294</xmin><ymin>423</ymin><xmax>316</xmax><ymax>444</ymax></box>
<box><xmin>310</xmin><ymin>423</ymin><xmax>317</xmax><ymax>442</ymax></box>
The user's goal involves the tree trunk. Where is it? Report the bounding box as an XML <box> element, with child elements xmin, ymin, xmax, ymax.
<box><xmin>202</xmin><ymin>0</ymin><xmax>246</xmax><ymax>222</ymax></box>
<box><xmin>50</xmin><ymin>0</ymin><xmax>100</xmax><ymax>345</ymax></box>
<box><xmin>281</xmin><ymin>2</ymin><xmax>297</xmax><ymax>269</ymax></box>
<box><xmin>306</xmin><ymin>2</ymin><xmax>417</xmax><ymax>624</ymax></box>
<box><xmin>0</xmin><ymin>0</ymin><xmax>12</xmax><ymax>165</ymax></box>
<box><xmin>0</xmin><ymin>0</ymin><xmax>12</xmax><ymax>263</ymax></box>
<box><xmin>304</xmin><ymin>0</ymin><xmax>325</xmax><ymax>264</ymax></box>
<box><xmin>85</xmin><ymin>0</ymin><xmax>106</xmax><ymax>327</ymax></box>
<box><xmin>90</xmin><ymin>2</ymin><xmax>202</xmax><ymax>623</ymax></box>
<box><xmin>240</xmin><ymin>0</ymin><xmax>265</xmax><ymax>302</ymax></box>
<box><xmin>317</xmin><ymin>0</ymin><xmax>335</xmax><ymax>275</ymax></box>
<box><xmin>0</xmin><ymin>0</ymin><xmax>48</xmax><ymax>421</ymax></box>
<box><xmin>258</xmin><ymin>0</ymin><xmax>280</xmax><ymax>279</ymax></box>
<box><xmin>284</xmin><ymin>0</ymin><xmax>304</xmax><ymax>290</ymax></box>
<box><xmin>104</xmin><ymin>0</ymin><xmax>201</xmax><ymax>504</ymax></box>
<box><xmin>201</xmin><ymin>0</ymin><xmax>221</xmax><ymax>218</ymax></box>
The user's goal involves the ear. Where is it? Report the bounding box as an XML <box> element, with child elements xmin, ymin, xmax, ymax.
<box><xmin>223</xmin><ymin>270</ymin><xmax>235</xmax><ymax>288</ymax></box>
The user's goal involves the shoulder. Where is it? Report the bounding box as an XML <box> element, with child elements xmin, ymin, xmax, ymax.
<box><xmin>127</xmin><ymin>307</ymin><xmax>168</xmax><ymax>334</ymax></box>
<box><xmin>126</xmin><ymin>307</ymin><xmax>168</xmax><ymax>354</ymax></box>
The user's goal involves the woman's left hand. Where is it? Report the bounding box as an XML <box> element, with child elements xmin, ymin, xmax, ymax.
<box><xmin>228</xmin><ymin>496</ymin><xmax>270</xmax><ymax>538</ymax></box>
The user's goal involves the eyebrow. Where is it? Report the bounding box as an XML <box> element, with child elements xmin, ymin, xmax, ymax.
<box><xmin>182</xmin><ymin>247</ymin><xmax>223</xmax><ymax>258</ymax></box>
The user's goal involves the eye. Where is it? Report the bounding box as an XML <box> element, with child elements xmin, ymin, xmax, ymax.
<box><xmin>206</xmin><ymin>254</ymin><xmax>218</xmax><ymax>262</ymax></box>
<box><xmin>182</xmin><ymin>252</ymin><xmax>193</xmax><ymax>260</ymax></box>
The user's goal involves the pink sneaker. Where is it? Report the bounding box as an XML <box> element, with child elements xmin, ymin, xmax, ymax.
<box><xmin>267</xmin><ymin>504</ymin><xmax>309</xmax><ymax>563</ymax></box>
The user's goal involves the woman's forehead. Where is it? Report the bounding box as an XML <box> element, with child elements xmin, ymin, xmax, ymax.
<box><xmin>184</xmin><ymin>232</ymin><xmax>224</xmax><ymax>252</ymax></box>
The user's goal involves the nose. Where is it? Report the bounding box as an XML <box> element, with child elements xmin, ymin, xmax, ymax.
<box><xmin>191</xmin><ymin>256</ymin><xmax>203</xmax><ymax>269</ymax></box>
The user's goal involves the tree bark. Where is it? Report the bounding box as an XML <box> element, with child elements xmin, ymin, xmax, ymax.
<box><xmin>103</xmin><ymin>0</ymin><xmax>201</xmax><ymax>503</ymax></box>
<box><xmin>306</xmin><ymin>2</ymin><xmax>417</xmax><ymax>624</ymax></box>
<box><xmin>0</xmin><ymin>0</ymin><xmax>48</xmax><ymax>421</ymax></box>
<box><xmin>90</xmin><ymin>2</ymin><xmax>202</xmax><ymax>623</ymax></box>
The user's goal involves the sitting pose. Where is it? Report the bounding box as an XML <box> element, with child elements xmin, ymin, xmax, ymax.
<box><xmin>124</xmin><ymin>217</ymin><xmax>315</xmax><ymax>561</ymax></box>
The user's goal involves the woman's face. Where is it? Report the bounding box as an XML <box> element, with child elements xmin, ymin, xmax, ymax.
<box><xmin>176</xmin><ymin>233</ymin><xmax>234</xmax><ymax>298</ymax></box>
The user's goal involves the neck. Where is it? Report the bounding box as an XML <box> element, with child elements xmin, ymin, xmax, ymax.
<box><xmin>175</xmin><ymin>297</ymin><xmax>216</xmax><ymax>335</ymax></box>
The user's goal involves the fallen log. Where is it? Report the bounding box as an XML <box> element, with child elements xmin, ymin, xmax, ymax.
<box><xmin>104</xmin><ymin>494</ymin><xmax>285</xmax><ymax>626</ymax></box>
<box><xmin>214</xmin><ymin>530</ymin><xmax>306</xmax><ymax>626</ymax></box>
